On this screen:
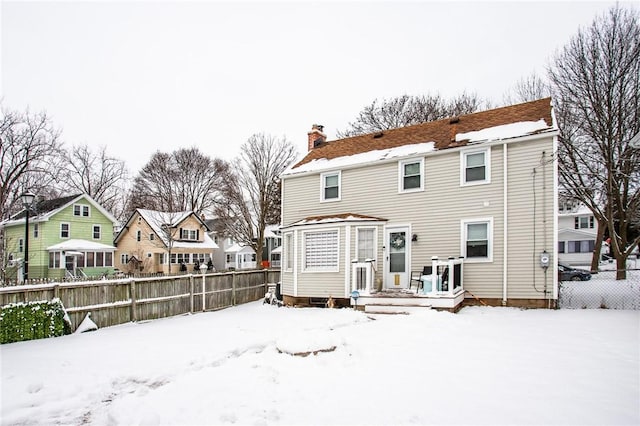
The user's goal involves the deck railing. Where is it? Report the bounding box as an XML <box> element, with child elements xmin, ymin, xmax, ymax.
<box><xmin>422</xmin><ymin>256</ymin><xmax>464</xmax><ymax>297</ymax></box>
<box><xmin>352</xmin><ymin>259</ymin><xmax>376</xmax><ymax>293</ymax></box>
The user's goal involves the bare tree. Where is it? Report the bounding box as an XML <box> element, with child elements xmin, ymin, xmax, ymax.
<box><xmin>0</xmin><ymin>106</ymin><xmax>65</xmax><ymax>220</ymax></box>
<box><xmin>128</xmin><ymin>148</ymin><xmax>228</xmax><ymax>216</ymax></box>
<box><xmin>60</xmin><ymin>145</ymin><xmax>129</xmax><ymax>218</ymax></box>
<box><xmin>337</xmin><ymin>92</ymin><xmax>487</xmax><ymax>137</ymax></box>
<box><xmin>214</xmin><ymin>134</ymin><xmax>297</xmax><ymax>267</ymax></box>
<box><xmin>549</xmin><ymin>4</ymin><xmax>640</xmax><ymax>279</ymax></box>
<box><xmin>502</xmin><ymin>73</ymin><xmax>551</xmax><ymax>105</ymax></box>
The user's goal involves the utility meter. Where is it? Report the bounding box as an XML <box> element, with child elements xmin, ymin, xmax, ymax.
<box><xmin>540</xmin><ymin>250</ymin><xmax>550</xmax><ymax>270</ymax></box>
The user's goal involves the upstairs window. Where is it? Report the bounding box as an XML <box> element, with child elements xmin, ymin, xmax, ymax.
<box><xmin>136</xmin><ymin>230</ymin><xmax>141</xmax><ymax>242</ymax></box>
<box><xmin>575</xmin><ymin>216</ymin><xmax>595</xmax><ymax>229</ymax></box>
<box><xmin>33</xmin><ymin>223</ymin><xmax>39</xmax><ymax>239</ymax></box>
<box><xmin>73</xmin><ymin>204</ymin><xmax>90</xmax><ymax>217</ymax></box>
<box><xmin>18</xmin><ymin>238</ymin><xmax>23</xmax><ymax>253</ymax></box>
<box><xmin>149</xmin><ymin>233</ymin><xmax>155</xmax><ymax>241</ymax></box>
<box><xmin>60</xmin><ymin>223</ymin><xmax>70</xmax><ymax>238</ymax></box>
<box><xmin>321</xmin><ymin>171</ymin><xmax>341</xmax><ymax>201</ymax></box>
<box><xmin>181</xmin><ymin>229</ymin><xmax>199</xmax><ymax>240</ymax></box>
<box><xmin>93</xmin><ymin>225</ymin><xmax>101</xmax><ymax>239</ymax></box>
<box><xmin>399</xmin><ymin>158</ymin><xmax>424</xmax><ymax>192</ymax></box>
<box><xmin>461</xmin><ymin>149</ymin><xmax>490</xmax><ymax>185</ymax></box>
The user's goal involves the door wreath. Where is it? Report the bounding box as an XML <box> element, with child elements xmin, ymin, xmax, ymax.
<box><xmin>390</xmin><ymin>233</ymin><xmax>406</xmax><ymax>250</ymax></box>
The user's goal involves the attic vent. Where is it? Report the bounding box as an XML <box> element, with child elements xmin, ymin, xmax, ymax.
<box><xmin>449</xmin><ymin>117</ymin><xmax>460</xmax><ymax>124</ymax></box>
<box><xmin>373</xmin><ymin>131</ymin><xmax>384</xmax><ymax>139</ymax></box>
<box><xmin>313</xmin><ymin>138</ymin><xmax>324</xmax><ymax>148</ymax></box>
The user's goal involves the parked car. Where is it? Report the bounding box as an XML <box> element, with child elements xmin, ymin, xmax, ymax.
<box><xmin>558</xmin><ymin>263</ymin><xmax>592</xmax><ymax>281</ymax></box>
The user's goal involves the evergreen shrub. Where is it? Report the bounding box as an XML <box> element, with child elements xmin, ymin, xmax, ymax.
<box><xmin>0</xmin><ymin>298</ymin><xmax>72</xmax><ymax>344</ymax></box>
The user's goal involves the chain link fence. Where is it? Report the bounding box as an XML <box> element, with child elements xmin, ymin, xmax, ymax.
<box><xmin>558</xmin><ymin>268</ymin><xmax>640</xmax><ymax>310</ymax></box>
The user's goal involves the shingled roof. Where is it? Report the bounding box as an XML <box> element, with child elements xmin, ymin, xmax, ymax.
<box><xmin>291</xmin><ymin>97</ymin><xmax>554</xmax><ymax>171</ymax></box>
<box><xmin>11</xmin><ymin>194</ymin><xmax>82</xmax><ymax>220</ymax></box>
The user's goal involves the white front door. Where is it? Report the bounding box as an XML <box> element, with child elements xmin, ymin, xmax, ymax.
<box><xmin>385</xmin><ymin>227</ymin><xmax>409</xmax><ymax>289</ymax></box>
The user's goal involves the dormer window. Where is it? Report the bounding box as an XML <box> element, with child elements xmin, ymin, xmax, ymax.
<box><xmin>181</xmin><ymin>229</ymin><xmax>199</xmax><ymax>241</ymax></box>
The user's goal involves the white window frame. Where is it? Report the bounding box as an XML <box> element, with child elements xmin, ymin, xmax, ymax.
<box><xmin>575</xmin><ymin>216</ymin><xmax>594</xmax><ymax>229</ymax></box>
<box><xmin>73</xmin><ymin>204</ymin><xmax>90</xmax><ymax>217</ymax></box>
<box><xmin>284</xmin><ymin>232</ymin><xmax>293</xmax><ymax>272</ymax></box>
<box><xmin>60</xmin><ymin>222</ymin><xmax>70</xmax><ymax>239</ymax></box>
<box><xmin>355</xmin><ymin>227</ymin><xmax>377</xmax><ymax>262</ymax></box>
<box><xmin>181</xmin><ymin>229</ymin><xmax>198</xmax><ymax>241</ymax></box>
<box><xmin>18</xmin><ymin>238</ymin><xmax>23</xmax><ymax>253</ymax></box>
<box><xmin>460</xmin><ymin>148</ymin><xmax>491</xmax><ymax>186</ymax></box>
<box><xmin>121</xmin><ymin>253</ymin><xmax>129</xmax><ymax>264</ymax></box>
<box><xmin>92</xmin><ymin>225</ymin><xmax>101</xmax><ymax>240</ymax></box>
<box><xmin>320</xmin><ymin>171</ymin><xmax>341</xmax><ymax>202</ymax></box>
<box><xmin>398</xmin><ymin>158</ymin><xmax>424</xmax><ymax>193</ymax></box>
<box><xmin>460</xmin><ymin>217</ymin><xmax>493</xmax><ymax>263</ymax></box>
<box><xmin>302</xmin><ymin>228</ymin><xmax>340</xmax><ymax>272</ymax></box>
<box><xmin>33</xmin><ymin>223</ymin><xmax>39</xmax><ymax>239</ymax></box>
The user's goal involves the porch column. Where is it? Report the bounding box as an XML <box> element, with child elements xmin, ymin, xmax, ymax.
<box><xmin>431</xmin><ymin>256</ymin><xmax>439</xmax><ymax>293</ymax></box>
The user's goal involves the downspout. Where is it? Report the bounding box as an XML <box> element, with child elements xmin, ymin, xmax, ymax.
<box><xmin>502</xmin><ymin>143</ymin><xmax>508</xmax><ymax>306</ymax></box>
<box><xmin>345</xmin><ymin>226</ymin><xmax>351</xmax><ymax>298</ymax></box>
<box><xmin>293</xmin><ymin>229</ymin><xmax>298</xmax><ymax>297</ymax></box>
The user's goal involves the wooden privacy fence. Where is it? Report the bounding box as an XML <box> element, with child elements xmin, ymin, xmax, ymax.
<box><xmin>0</xmin><ymin>269</ymin><xmax>280</xmax><ymax>331</ymax></box>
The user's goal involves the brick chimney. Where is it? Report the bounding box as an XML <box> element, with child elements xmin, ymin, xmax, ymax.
<box><xmin>307</xmin><ymin>124</ymin><xmax>326</xmax><ymax>151</ymax></box>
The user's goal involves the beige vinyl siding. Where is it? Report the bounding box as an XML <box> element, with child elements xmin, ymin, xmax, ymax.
<box><xmin>506</xmin><ymin>139</ymin><xmax>555</xmax><ymax>299</ymax></box>
<box><xmin>282</xmin><ymin>136</ymin><xmax>556</xmax><ymax>300</ymax></box>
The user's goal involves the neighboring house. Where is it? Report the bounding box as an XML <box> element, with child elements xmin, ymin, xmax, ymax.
<box><xmin>205</xmin><ymin>219</ymin><xmax>281</xmax><ymax>270</ymax></box>
<box><xmin>280</xmin><ymin>98</ymin><xmax>559</xmax><ymax>310</ymax></box>
<box><xmin>557</xmin><ymin>200</ymin><xmax>600</xmax><ymax>265</ymax></box>
<box><xmin>225</xmin><ymin>242</ymin><xmax>257</xmax><ymax>270</ymax></box>
<box><xmin>263</xmin><ymin>225</ymin><xmax>282</xmax><ymax>268</ymax></box>
<box><xmin>114</xmin><ymin>209</ymin><xmax>217</xmax><ymax>274</ymax></box>
<box><xmin>1</xmin><ymin>193</ymin><xmax>118</xmax><ymax>281</ymax></box>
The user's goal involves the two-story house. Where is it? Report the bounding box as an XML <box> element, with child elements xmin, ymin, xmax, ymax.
<box><xmin>557</xmin><ymin>200</ymin><xmax>600</xmax><ymax>266</ymax></box>
<box><xmin>1</xmin><ymin>193</ymin><xmax>118</xmax><ymax>281</ymax></box>
<box><xmin>114</xmin><ymin>209</ymin><xmax>217</xmax><ymax>274</ymax></box>
<box><xmin>280</xmin><ymin>98</ymin><xmax>558</xmax><ymax>310</ymax></box>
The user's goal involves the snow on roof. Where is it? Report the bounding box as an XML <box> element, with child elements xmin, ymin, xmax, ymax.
<box><xmin>173</xmin><ymin>233</ymin><xmax>219</xmax><ymax>249</ymax></box>
<box><xmin>283</xmin><ymin>142</ymin><xmax>435</xmax><ymax>175</ymax></box>
<box><xmin>225</xmin><ymin>243</ymin><xmax>254</xmax><ymax>254</ymax></box>
<box><xmin>285</xmin><ymin>213</ymin><xmax>387</xmax><ymax>228</ymax></box>
<box><xmin>264</xmin><ymin>225</ymin><xmax>281</xmax><ymax>239</ymax></box>
<box><xmin>455</xmin><ymin>119</ymin><xmax>549</xmax><ymax>143</ymax></box>
<box><xmin>47</xmin><ymin>239</ymin><xmax>116</xmax><ymax>251</ymax></box>
<box><xmin>136</xmin><ymin>209</ymin><xmax>192</xmax><ymax>245</ymax></box>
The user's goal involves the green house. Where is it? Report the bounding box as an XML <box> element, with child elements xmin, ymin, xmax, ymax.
<box><xmin>1</xmin><ymin>194</ymin><xmax>118</xmax><ymax>282</ymax></box>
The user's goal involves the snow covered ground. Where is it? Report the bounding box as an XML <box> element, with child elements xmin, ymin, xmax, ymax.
<box><xmin>1</xmin><ymin>303</ymin><xmax>638</xmax><ymax>425</ymax></box>
<box><xmin>560</xmin><ymin>269</ymin><xmax>640</xmax><ymax>309</ymax></box>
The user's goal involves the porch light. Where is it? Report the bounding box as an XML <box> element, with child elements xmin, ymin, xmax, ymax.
<box><xmin>412</xmin><ymin>234</ymin><xmax>418</xmax><ymax>242</ymax></box>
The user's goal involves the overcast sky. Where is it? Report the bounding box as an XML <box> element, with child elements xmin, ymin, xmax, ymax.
<box><xmin>1</xmin><ymin>1</ymin><xmax>627</xmax><ymax>174</ymax></box>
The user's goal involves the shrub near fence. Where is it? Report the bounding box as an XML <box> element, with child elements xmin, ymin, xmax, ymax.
<box><xmin>0</xmin><ymin>269</ymin><xmax>280</xmax><ymax>331</ymax></box>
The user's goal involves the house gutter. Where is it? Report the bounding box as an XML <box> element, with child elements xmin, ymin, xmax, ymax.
<box><xmin>503</xmin><ymin>142</ymin><xmax>508</xmax><ymax>305</ymax></box>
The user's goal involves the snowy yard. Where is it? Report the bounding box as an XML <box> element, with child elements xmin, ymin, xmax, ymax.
<box><xmin>1</xmin><ymin>302</ymin><xmax>638</xmax><ymax>425</ymax></box>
